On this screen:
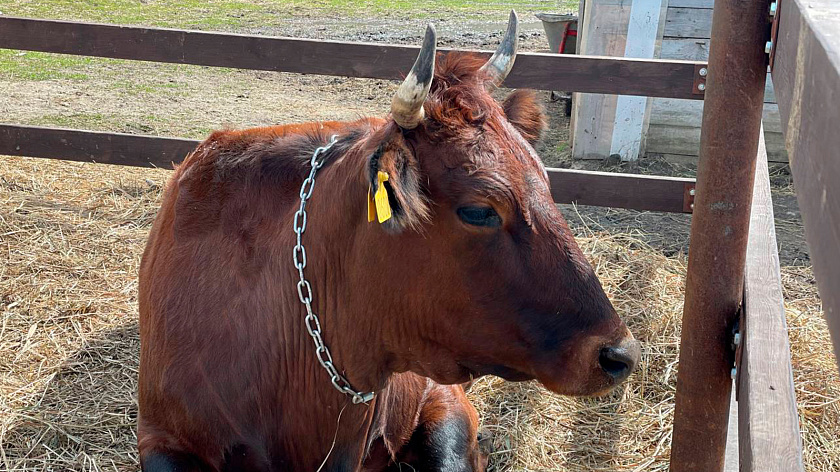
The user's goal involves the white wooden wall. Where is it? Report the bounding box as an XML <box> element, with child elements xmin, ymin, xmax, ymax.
<box><xmin>647</xmin><ymin>0</ymin><xmax>787</xmax><ymax>162</ymax></box>
<box><xmin>572</xmin><ymin>0</ymin><xmax>668</xmax><ymax>161</ymax></box>
<box><xmin>571</xmin><ymin>0</ymin><xmax>787</xmax><ymax>162</ymax></box>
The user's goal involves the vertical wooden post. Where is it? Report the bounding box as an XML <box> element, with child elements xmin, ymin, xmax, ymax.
<box><xmin>572</xmin><ymin>0</ymin><xmax>666</xmax><ymax>161</ymax></box>
<box><xmin>669</xmin><ymin>0</ymin><xmax>770</xmax><ymax>471</ymax></box>
<box><xmin>609</xmin><ymin>0</ymin><xmax>665</xmax><ymax>161</ymax></box>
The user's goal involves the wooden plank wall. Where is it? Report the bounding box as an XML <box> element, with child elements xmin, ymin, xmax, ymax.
<box><xmin>647</xmin><ymin>0</ymin><xmax>788</xmax><ymax>162</ymax></box>
<box><xmin>610</xmin><ymin>0</ymin><xmax>667</xmax><ymax>161</ymax></box>
<box><xmin>572</xmin><ymin>1</ymin><xmax>635</xmax><ymax>160</ymax></box>
<box><xmin>572</xmin><ymin>0</ymin><xmax>669</xmax><ymax>161</ymax></box>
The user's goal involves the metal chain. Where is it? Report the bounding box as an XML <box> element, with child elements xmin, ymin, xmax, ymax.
<box><xmin>293</xmin><ymin>134</ymin><xmax>375</xmax><ymax>405</ymax></box>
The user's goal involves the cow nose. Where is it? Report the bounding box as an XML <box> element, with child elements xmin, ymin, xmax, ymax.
<box><xmin>598</xmin><ymin>338</ymin><xmax>640</xmax><ymax>382</ymax></box>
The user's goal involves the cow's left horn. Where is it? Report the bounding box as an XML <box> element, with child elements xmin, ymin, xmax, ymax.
<box><xmin>391</xmin><ymin>24</ymin><xmax>436</xmax><ymax>129</ymax></box>
<box><xmin>480</xmin><ymin>10</ymin><xmax>520</xmax><ymax>89</ymax></box>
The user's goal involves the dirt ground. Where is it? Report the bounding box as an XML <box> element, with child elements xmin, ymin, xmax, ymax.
<box><xmin>0</xmin><ymin>7</ymin><xmax>834</xmax><ymax>472</ymax></box>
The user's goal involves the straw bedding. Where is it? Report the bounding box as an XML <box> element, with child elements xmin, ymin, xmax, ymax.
<box><xmin>1</xmin><ymin>155</ymin><xmax>837</xmax><ymax>471</ymax></box>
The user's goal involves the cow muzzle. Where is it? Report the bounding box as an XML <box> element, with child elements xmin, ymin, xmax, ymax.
<box><xmin>598</xmin><ymin>335</ymin><xmax>641</xmax><ymax>384</ymax></box>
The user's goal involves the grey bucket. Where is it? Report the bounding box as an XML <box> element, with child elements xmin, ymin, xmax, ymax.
<box><xmin>535</xmin><ymin>13</ymin><xmax>578</xmax><ymax>53</ymax></box>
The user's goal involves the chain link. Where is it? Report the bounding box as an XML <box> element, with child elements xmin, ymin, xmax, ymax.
<box><xmin>293</xmin><ymin>135</ymin><xmax>375</xmax><ymax>405</ymax></box>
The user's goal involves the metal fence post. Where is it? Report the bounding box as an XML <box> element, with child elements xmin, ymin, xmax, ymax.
<box><xmin>669</xmin><ymin>0</ymin><xmax>770</xmax><ymax>470</ymax></box>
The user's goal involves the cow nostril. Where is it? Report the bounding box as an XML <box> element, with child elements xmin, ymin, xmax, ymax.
<box><xmin>599</xmin><ymin>346</ymin><xmax>636</xmax><ymax>381</ymax></box>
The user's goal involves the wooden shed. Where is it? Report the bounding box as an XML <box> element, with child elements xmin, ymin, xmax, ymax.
<box><xmin>573</xmin><ymin>0</ymin><xmax>787</xmax><ymax>162</ymax></box>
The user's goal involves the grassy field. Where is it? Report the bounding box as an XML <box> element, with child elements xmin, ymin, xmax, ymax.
<box><xmin>1</xmin><ymin>0</ymin><xmax>576</xmax><ymax>136</ymax></box>
<box><xmin>3</xmin><ymin>0</ymin><xmax>577</xmax><ymax>28</ymax></box>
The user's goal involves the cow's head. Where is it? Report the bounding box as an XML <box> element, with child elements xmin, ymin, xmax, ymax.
<box><xmin>353</xmin><ymin>11</ymin><xmax>639</xmax><ymax>396</ymax></box>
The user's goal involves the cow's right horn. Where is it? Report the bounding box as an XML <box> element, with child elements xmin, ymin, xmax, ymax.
<box><xmin>480</xmin><ymin>10</ymin><xmax>520</xmax><ymax>89</ymax></box>
<box><xmin>391</xmin><ymin>24</ymin><xmax>436</xmax><ymax>130</ymax></box>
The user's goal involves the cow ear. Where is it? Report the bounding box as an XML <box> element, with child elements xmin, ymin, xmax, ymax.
<box><xmin>367</xmin><ymin>139</ymin><xmax>430</xmax><ymax>232</ymax></box>
<box><xmin>502</xmin><ymin>90</ymin><xmax>547</xmax><ymax>145</ymax></box>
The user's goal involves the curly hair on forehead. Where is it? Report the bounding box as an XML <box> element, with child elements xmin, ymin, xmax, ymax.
<box><xmin>422</xmin><ymin>53</ymin><xmax>505</xmax><ymax>143</ymax></box>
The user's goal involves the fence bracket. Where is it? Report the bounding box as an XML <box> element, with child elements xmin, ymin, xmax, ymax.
<box><xmin>693</xmin><ymin>64</ymin><xmax>708</xmax><ymax>95</ymax></box>
<box><xmin>683</xmin><ymin>182</ymin><xmax>696</xmax><ymax>213</ymax></box>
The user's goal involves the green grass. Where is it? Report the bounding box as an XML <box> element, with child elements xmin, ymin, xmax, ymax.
<box><xmin>1</xmin><ymin>0</ymin><xmax>577</xmax><ymax>139</ymax></box>
<box><xmin>4</xmin><ymin>1</ymin><xmax>572</xmax><ymax>29</ymax></box>
<box><xmin>1</xmin><ymin>0</ymin><xmax>576</xmax><ymax>83</ymax></box>
<box><xmin>0</xmin><ymin>48</ymin><xmax>207</xmax><ymax>84</ymax></box>
<box><xmin>6</xmin><ymin>0</ymin><xmax>276</xmax><ymax>30</ymax></box>
<box><xmin>1</xmin><ymin>0</ymin><xmax>575</xmax><ymax>82</ymax></box>
<box><xmin>0</xmin><ymin>49</ymin><xmax>95</xmax><ymax>81</ymax></box>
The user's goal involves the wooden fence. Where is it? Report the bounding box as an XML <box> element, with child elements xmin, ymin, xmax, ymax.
<box><xmin>0</xmin><ymin>16</ymin><xmax>705</xmax><ymax>214</ymax></box>
<box><xmin>736</xmin><ymin>126</ymin><xmax>803</xmax><ymax>471</ymax></box>
<box><xmin>2</xmin><ymin>4</ymin><xmax>838</xmax><ymax>470</ymax></box>
<box><xmin>0</xmin><ymin>124</ymin><xmax>695</xmax><ymax>214</ymax></box>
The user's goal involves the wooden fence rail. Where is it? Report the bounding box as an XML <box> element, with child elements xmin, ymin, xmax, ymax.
<box><xmin>771</xmin><ymin>0</ymin><xmax>840</xmax><ymax>365</ymax></box>
<box><xmin>0</xmin><ymin>16</ymin><xmax>706</xmax><ymax>100</ymax></box>
<box><xmin>737</xmin><ymin>127</ymin><xmax>804</xmax><ymax>472</ymax></box>
<box><xmin>0</xmin><ymin>124</ymin><xmax>695</xmax><ymax>213</ymax></box>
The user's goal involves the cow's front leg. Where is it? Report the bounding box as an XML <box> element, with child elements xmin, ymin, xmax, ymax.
<box><xmin>387</xmin><ymin>417</ymin><xmax>489</xmax><ymax>472</ymax></box>
<box><xmin>387</xmin><ymin>385</ymin><xmax>489</xmax><ymax>472</ymax></box>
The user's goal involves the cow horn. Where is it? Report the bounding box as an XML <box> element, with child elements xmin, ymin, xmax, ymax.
<box><xmin>480</xmin><ymin>10</ymin><xmax>520</xmax><ymax>89</ymax></box>
<box><xmin>391</xmin><ymin>24</ymin><xmax>437</xmax><ymax>129</ymax></box>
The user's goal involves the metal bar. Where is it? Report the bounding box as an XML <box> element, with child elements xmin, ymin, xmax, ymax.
<box><xmin>669</xmin><ymin>0</ymin><xmax>771</xmax><ymax>470</ymax></box>
<box><xmin>0</xmin><ymin>124</ymin><xmax>696</xmax><ymax>213</ymax></box>
<box><xmin>0</xmin><ymin>16</ymin><xmax>706</xmax><ymax>100</ymax></box>
<box><xmin>737</xmin><ymin>126</ymin><xmax>805</xmax><ymax>472</ymax></box>
<box><xmin>771</xmin><ymin>0</ymin><xmax>840</xmax><ymax>368</ymax></box>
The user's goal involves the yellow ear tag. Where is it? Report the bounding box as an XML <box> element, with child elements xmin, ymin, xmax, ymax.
<box><xmin>368</xmin><ymin>186</ymin><xmax>376</xmax><ymax>223</ymax></box>
<box><xmin>367</xmin><ymin>185</ymin><xmax>377</xmax><ymax>222</ymax></box>
<box><xmin>373</xmin><ymin>171</ymin><xmax>392</xmax><ymax>223</ymax></box>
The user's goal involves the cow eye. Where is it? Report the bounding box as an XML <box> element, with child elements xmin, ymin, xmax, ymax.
<box><xmin>457</xmin><ymin>206</ymin><xmax>502</xmax><ymax>228</ymax></box>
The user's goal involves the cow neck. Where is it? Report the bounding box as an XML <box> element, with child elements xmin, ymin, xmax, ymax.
<box><xmin>292</xmin><ymin>135</ymin><xmax>377</xmax><ymax>405</ymax></box>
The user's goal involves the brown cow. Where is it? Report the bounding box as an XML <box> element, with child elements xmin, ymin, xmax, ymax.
<box><xmin>362</xmin><ymin>374</ymin><xmax>489</xmax><ymax>471</ymax></box>
<box><xmin>138</xmin><ymin>11</ymin><xmax>640</xmax><ymax>472</ymax></box>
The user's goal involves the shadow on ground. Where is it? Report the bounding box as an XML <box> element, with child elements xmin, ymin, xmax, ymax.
<box><xmin>1</xmin><ymin>322</ymin><xmax>140</xmax><ymax>471</ymax></box>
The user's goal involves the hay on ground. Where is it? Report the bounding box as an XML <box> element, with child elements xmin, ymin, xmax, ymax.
<box><xmin>1</xmin><ymin>156</ymin><xmax>837</xmax><ymax>471</ymax></box>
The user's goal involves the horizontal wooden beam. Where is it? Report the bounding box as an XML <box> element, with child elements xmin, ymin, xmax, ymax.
<box><xmin>771</xmin><ymin>0</ymin><xmax>840</xmax><ymax>367</ymax></box>
<box><xmin>0</xmin><ymin>124</ymin><xmax>695</xmax><ymax>213</ymax></box>
<box><xmin>737</xmin><ymin>127</ymin><xmax>804</xmax><ymax>472</ymax></box>
<box><xmin>0</xmin><ymin>124</ymin><xmax>198</xmax><ymax>168</ymax></box>
<box><xmin>548</xmin><ymin>168</ymin><xmax>693</xmax><ymax>213</ymax></box>
<box><xmin>0</xmin><ymin>16</ymin><xmax>705</xmax><ymax>100</ymax></box>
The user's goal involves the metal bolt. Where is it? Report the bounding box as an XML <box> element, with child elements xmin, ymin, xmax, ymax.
<box><xmin>770</xmin><ymin>2</ymin><xmax>777</xmax><ymax>16</ymax></box>
<box><xmin>697</xmin><ymin>83</ymin><xmax>706</xmax><ymax>91</ymax></box>
<box><xmin>765</xmin><ymin>41</ymin><xmax>773</xmax><ymax>54</ymax></box>
<box><xmin>731</xmin><ymin>367</ymin><xmax>737</xmax><ymax>380</ymax></box>
<box><xmin>689</xmin><ymin>188</ymin><xmax>696</xmax><ymax>196</ymax></box>
<box><xmin>699</xmin><ymin>67</ymin><xmax>708</xmax><ymax>77</ymax></box>
<box><xmin>734</xmin><ymin>332</ymin><xmax>741</xmax><ymax>346</ymax></box>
